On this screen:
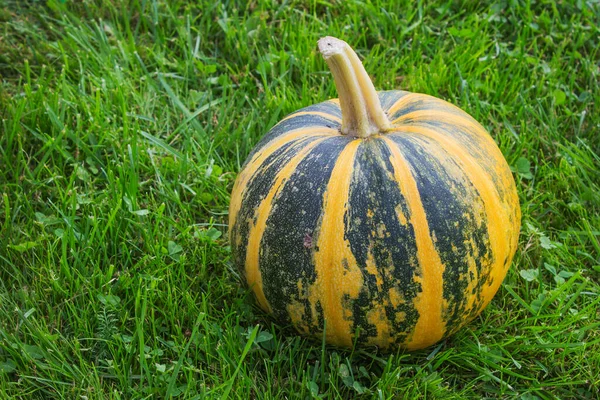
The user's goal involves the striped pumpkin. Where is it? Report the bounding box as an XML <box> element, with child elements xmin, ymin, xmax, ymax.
<box><xmin>229</xmin><ymin>37</ymin><xmax>520</xmax><ymax>350</ymax></box>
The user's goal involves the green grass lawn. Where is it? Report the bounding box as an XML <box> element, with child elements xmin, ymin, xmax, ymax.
<box><xmin>1</xmin><ymin>0</ymin><xmax>599</xmax><ymax>398</ymax></box>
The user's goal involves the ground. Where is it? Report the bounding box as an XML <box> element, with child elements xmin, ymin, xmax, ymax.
<box><xmin>0</xmin><ymin>0</ymin><xmax>599</xmax><ymax>398</ymax></box>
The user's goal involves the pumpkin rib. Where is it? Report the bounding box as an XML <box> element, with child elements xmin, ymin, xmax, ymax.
<box><xmin>229</xmin><ymin>128</ymin><xmax>336</xmax><ymax>236</ymax></box>
<box><xmin>381</xmin><ymin>137</ymin><xmax>447</xmax><ymax>350</ymax></box>
<box><xmin>343</xmin><ymin>139</ymin><xmax>422</xmax><ymax>348</ymax></box>
<box><xmin>378</xmin><ymin>90</ymin><xmax>411</xmax><ymax>111</ymax></box>
<box><xmin>389</xmin><ymin>126</ymin><xmax>519</xmax><ymax>313</ymax></box>
<box><xmin>387</xmin><ymin>133</ymin><xmax>492</xmax><ymax>334</ymax></box>
<box><xmin>393</xmin><ymin>109</ymin><xmax>484</xmax><ymax>134</ymax></box>
<box><xmin>248</xmin><ymin>118</ymin><xmax>341</xmax><ymax>164</ymax></box>
<box><xmin>387</xmin><ymin>94</ymin><xmax>468</xmax><ymax>121</ymax></box>
<box><xmin>391</xmin><ymin>109</ymin><xmax>503</xmax><ymax>174</ymax></box>
<box><xmin>391</xmin><ymin>120</ymin><xmax>515</xmax><ymax>213</ymax></box>
<box><xmin>280</xmin><ymin>110</ymin><xmax>342</xmax><ymax>124</ymax></box>
<box><xmin>386</xmin><ymin>93</ymin><xmax>430</xmax><ymax>118</ymax></box>
<box><xmin>243</xmin><ymin>136</ymin><xmax>332</xmax><ymax>313</ymax></box>
<box><xmin>310</xmin><ymin>139</ymin><xmax>363</xmax><ymax>347</ymax></box>
<box><xmin>279</xmin><ymin>100</ymin><xmax>343</xmax><ymax>121</ymax></box>
<box><xmin>257</xmin><ymin>136</ymin><xmax>353</xmax><ymax>333</ymax></box>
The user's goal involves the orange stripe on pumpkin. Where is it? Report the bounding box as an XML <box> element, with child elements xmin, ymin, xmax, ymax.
<box><xmin>382</xmin><ymin>137</ymin><xmax>446</xmax><ymax>350</ymax></box>
<box><xmin>387</xmin><ymin>93</ymin><xmax>468</xmax><ymax>117</ymax></box>
<box><xmin>385</xmin><ymin>93</ymin><xmax>424</xmax><ymax>116</ymax></box>
<box><xmin>386</xmin><ymin>93</ymin><xmax>468</xmax><ymax>117</ymax></box>
<box><xmin>392</xmin><ymin>109</ymin><xmax>480</xmax><ymax>130</ymax></box>
<box><xmin>310</xmin><ymin>139</ymin><xmax>362</xmax><ymax>347</ymax></box>
<box><xmin>280</xmin><ymin>111</ymin><xmax>342</xmax><ymax>124</ymax></box>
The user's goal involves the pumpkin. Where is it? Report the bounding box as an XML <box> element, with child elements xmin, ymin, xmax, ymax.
<box><xmin>229</xmin><ymin>37</ymin><xmax>520</xmax><ymax>350</ymax></box>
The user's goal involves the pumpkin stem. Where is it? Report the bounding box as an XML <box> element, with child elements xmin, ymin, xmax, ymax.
<box><xmin>318</xmin><ymin>36</ymin><xmax>391</xmax><ymax>138</ymax></box>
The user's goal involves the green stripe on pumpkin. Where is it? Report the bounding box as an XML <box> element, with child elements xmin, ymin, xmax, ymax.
<box><xmin>344</xmin><ymin>138</ymin><xmax>421</xmax><ymax>348</ymax></box>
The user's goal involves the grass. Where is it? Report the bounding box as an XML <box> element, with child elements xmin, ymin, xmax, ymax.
<box><xmin>0</xmin><ymin>0</ymin><xmax>599</xmax><ymax>398</ymax></box>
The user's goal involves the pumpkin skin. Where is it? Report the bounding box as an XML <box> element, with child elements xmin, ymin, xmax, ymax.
<box><xmin>229</xmin><ymin>90</ymin><xmax>520</xmax><ymax>351</ymax></box>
